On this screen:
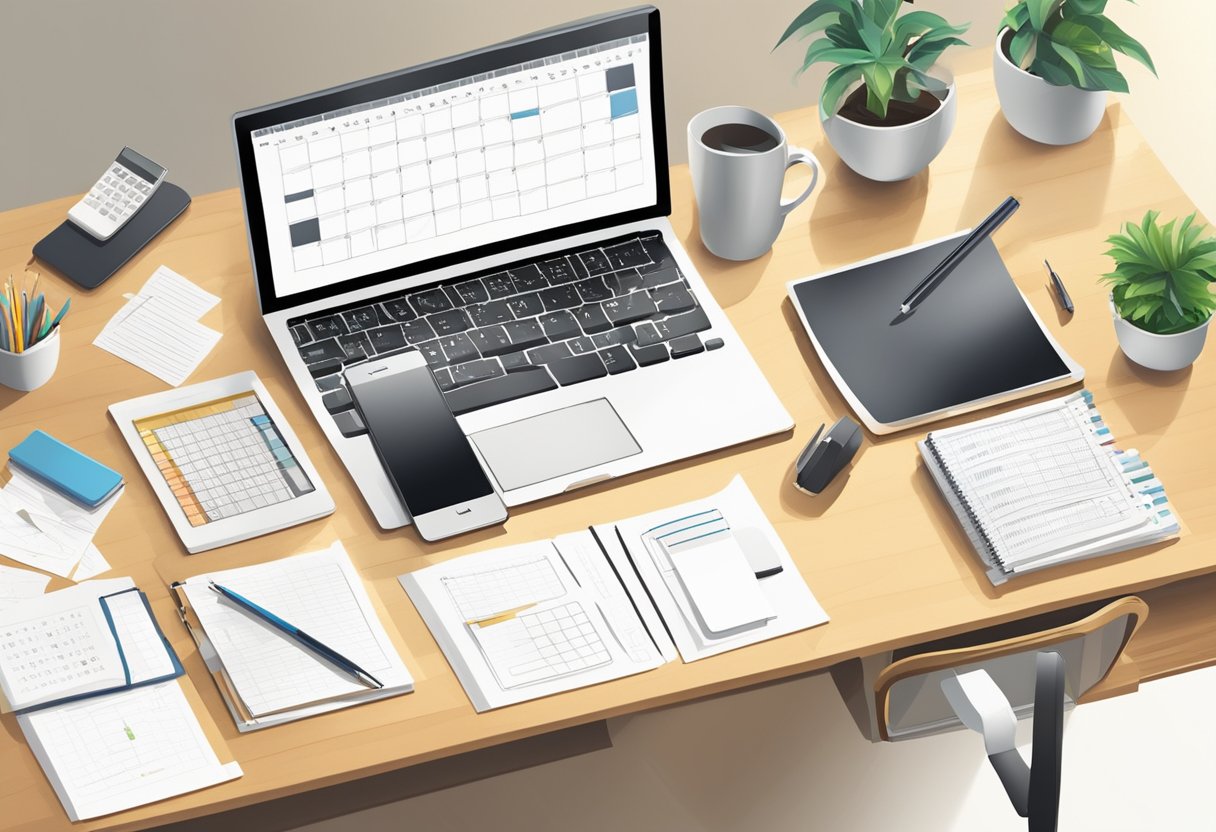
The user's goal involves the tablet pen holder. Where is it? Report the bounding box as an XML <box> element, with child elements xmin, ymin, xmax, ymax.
<box><xmin>0</xmin><ymin>328</ymin><xmax>60</xmax><ymax>391</ymax></box>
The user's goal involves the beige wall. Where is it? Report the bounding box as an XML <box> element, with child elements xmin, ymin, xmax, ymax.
<box><xmin>1</xmin><ymin>1</ymin><xmax>1209</xmax><ymax>219</ymax></box>
<box><xmin>0</xmin><ymin>0</ymin><xmax>1004</xmax><ymax>212</ymax></box>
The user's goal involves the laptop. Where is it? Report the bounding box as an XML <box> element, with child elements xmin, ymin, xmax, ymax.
<box><xmin>231</xmin><ymin>6</ymin><xmax>791</xmax><ymax>530</ymax></box>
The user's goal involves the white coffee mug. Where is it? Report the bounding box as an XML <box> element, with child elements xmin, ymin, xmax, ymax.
<box><xmin>688</xmin><ymin>106</ymin><xmax>821</xmax><ymax>261</ymax></box>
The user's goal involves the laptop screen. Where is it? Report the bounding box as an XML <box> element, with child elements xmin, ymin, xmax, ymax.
<box><xmin>234</xmin><ymin>9</ymin><xmax>667</xmax><ymax>314</ymax></box>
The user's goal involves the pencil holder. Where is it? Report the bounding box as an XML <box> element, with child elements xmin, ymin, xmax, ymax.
<box><xmin>0</xmin><ymin>328</ymin><xmax>60</xmax><ymax>391</ymax></box>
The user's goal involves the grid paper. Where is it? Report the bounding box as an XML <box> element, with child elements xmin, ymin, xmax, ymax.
<box><xmin>474</xmin><ymin>601</ymin><xmax>611</xmax><ymax>689</ymax></box>
<box><xmin>20</xmin><ymin>681</ymin><xmax>233</xmax><ymax>820</ymax></box>
<box><xmin>442</xmin><ymin>556</ymin><xmax>566</xmax><ymax>622</ymax></box>
<box><xmin>136</xmin><ymin>394</ymin><xmax>314</xmax><ymax>526</ymax></box>
<box><xmin>191</xmin><ymin>560</ymin><xmax>392</xmax><ymax>717</ymax></box>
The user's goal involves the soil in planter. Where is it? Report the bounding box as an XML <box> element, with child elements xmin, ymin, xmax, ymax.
<box><xmin>837</xmin><ymin>87</ymin><xmax>941</xmax><ymax>127</ymax></box>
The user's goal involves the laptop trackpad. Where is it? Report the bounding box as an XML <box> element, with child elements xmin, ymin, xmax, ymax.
<box><xmin>471</xmin><ymin>399</ymin><xmax>642</xmax><ymax>492</ymax></box>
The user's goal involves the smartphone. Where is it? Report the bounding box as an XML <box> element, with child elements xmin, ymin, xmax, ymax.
<box><xmin>346</xmin><ymin>351</ymin><xmax>506</xmax><ymax>541</ymax></box>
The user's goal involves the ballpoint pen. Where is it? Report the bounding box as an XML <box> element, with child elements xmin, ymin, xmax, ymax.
<box><xmin>897</xmin><ymin>196</ymin><xmax>1021</xmax><ymax>315</ymax></box>
<box><xmin>1044</xmin><ymin>259</ymin><xmax>1074</xmax><ymax>314</ymax></box>
<box><xmin>208</xmin><ymin>580</ymin><xmax>384</xmax><ymax>689</ymax></box>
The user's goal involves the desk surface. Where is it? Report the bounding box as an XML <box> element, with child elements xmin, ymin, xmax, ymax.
<box><xmin>3</xmin><ymin>59</ymin><xmax>1214</xmax><ymax>832</ymax></box>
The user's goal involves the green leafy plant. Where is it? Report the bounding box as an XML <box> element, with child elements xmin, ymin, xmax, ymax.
<box><xmin>1001</xmin><ymin>0</ymin><xmax>1155</xmax><ymax>92</ymax></box>
<box><xmin>775</xmin><ymin>0</ymin><xmax>969</xmax><ymax>121</ymax></box>
<box><xmin>1102</xmin><ymin>211</ymin><xmax>1216</xmax><ymax>335</ymax></box>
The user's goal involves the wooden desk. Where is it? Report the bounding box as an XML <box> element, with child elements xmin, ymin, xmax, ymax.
<box><xmin>3</xmin><ymin>59</ymin><xmax>1214</xmax><ymax>832</ymax></box>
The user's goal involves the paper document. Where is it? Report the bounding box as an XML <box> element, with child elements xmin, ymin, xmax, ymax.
<box><xmin>71</xmin><ymin>544</ymin><xmax>112</xmax><ymax>581</ymax></box>
<box><xmin>19</xmin><ymin>681</ymin><xmax>241</xmax><ymax>821</ymax></box>
<box><xmin>180</xmin><ymin>541</ymin><xmax>413</xmax><ymax>718</ymax></box>
<box><xmin>0</xmin><ymin>468</ymin><xmax>122</xmax><ymax>578</ymax></box>
<box><xmin>0</xmin><ymin>578</ymin><xmax>179</xmax><ymax>712</ymax></box>
<box><xmin>607</xmin><ymin>476</ymin><xmax>828</xmax><ymax>662</ymax></box>
<box><xmin>0</xmin><ymin>563</ymin><xmax>51</xmax><ymax>611</ymax></box>
<box><xmin>402</xmin><ymin>535</ymin><xmax>667</xmax><ymax>712</ymax></box>
<box><xmin>137</xmin><ymin>265</ymin><xmax>221</xmax><ymax>320</ymax></box>
<box><xmin>93</xmin><ymin>265</ymin><xmax>221</xmax><ymax>387</ymax></box>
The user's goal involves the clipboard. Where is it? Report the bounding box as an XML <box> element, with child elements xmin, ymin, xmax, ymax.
<box><xmin>786</xmin><ymin>231</ymin><xmax>1084</xmax><ymax>434</ymax></box>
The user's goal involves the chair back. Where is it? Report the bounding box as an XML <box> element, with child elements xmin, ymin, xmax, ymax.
<box><xmin>874</xmin><ymin>597</ymin><xmax>1147</xmax><ymax>742</ymax></box>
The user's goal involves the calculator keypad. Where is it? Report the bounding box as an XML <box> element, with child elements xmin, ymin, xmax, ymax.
<box><xmin>86</xmin><ymin>163</ymin><xmax>151</xmax><ymax>222</ymax></box>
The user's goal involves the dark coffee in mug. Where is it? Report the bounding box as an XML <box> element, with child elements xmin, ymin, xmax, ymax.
<box><xmin>700</xmin><ymin>122</ymin><xmax>781</xmax><ymax>154</ymax></box>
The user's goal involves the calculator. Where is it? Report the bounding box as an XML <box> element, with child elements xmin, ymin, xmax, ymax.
<box><xmin>67</xmin><ymin>147</ymin><xmax>167</xmax><ymax>241</ymax></box>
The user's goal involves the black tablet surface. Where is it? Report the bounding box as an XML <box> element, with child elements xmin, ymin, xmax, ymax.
<box><xmin>787</xmin><ymin>233</ymin><xmax>1082</xmax><ymax>433</ymax></box>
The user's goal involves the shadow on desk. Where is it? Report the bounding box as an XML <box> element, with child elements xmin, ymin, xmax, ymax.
<box><xmin>1104</xmin><ymin>350</ymin><xmax>1193</xmax><ymax>435</ymax></box>
<box><xmin>956</xmin><ymin>109</ymin><xmax>1115</xmax><ymax>248</ymax></box>
<box><xmin>806</xmin><ymin>139</ymin><xmax>930</xmax><ymax>267</ymax></box>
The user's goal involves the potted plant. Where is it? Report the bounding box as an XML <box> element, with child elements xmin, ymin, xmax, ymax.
<box><xmin>1101</xmin><ymin>211</ymin><xmax>1216</xmax><ymax>372</ymax></box>
<box><xmin>775</xmin><ymin>0</ymin><xmax>969</xmax><ymax>182</ymax></box>
<box><xmin>995</xmin><ymin>0</ymin><xmax>1156</xmax><ymax>145</ymax></box>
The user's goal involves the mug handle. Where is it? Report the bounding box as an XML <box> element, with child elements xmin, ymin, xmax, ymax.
<box><xmin>779</xmin><ymin>147</ymin><xmax>821</xmax><ymax>216</ymax></box>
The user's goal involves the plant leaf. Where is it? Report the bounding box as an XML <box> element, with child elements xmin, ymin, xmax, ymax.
<box><xmin>1000</xmin><ymin>3</ymin><xmax>1030</xmax><ymax>34</ymax></box>
<box><xmin>1027</xmin><ymin>0</ymin><xmax>1063</xmax><ymax>32</ymax></box>
<box><xmin>775</xmin><ymin>0</ymin><xmax>854</xmax><ymax>49</ymax></box>
<box><xmin>907</xmin><ymin>35</ymin><xmax>969</xmax><ymax>70</ymax></box>
<box><xmin>1048</xmin><ymin>41</ymin><xmax>1088</xmax><ymax>85</ymax></box>
<box><xmin>1081</xmin><ymin>13</ymin><xmax>1157</xmax><ymax>75</ymax></box>
<box><xmin>802</xmin><ymin>42</ymin><xmax>874</xmax><ymax>72</ymax></box>
<box><xmin>820</xmin><ymin>63</ymin><xmax>864</xmax><ymax>119</ymax></box>
<box><xmin>1009</xmin><ymin>26</ymin><xmax>1037</xmax><ymax>68</ymax></box>
<box><xmin>861</xmin><ymin>61</ymin><xmax>896</xmax><ymax>118</ymax></box>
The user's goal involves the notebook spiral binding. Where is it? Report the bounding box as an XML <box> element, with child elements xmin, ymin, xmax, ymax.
<box><xmin>924</xmin><ymin>435</ymin><xmax>1007</xmax><ymax>573</ymax></box>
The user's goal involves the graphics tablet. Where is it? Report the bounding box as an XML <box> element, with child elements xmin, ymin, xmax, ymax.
<box><xmin>787</xmin><ymin>232</ymin><xmax>1083</xmax><ymax>434</ymax></box>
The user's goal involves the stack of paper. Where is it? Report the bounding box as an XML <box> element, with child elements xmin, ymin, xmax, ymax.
<box><xmin>402</xmin><ymin>476</ymin><xmax>829</xmax><ymax>712</ymax></box>
<box><xmin>6</xmin><ymin>578</ymin><xmax>241</xmax><ymax>821</ymax></box>
<box><xmin>93</xmin><ymin>265</ymin><xmax>221</xmax><ymax>387</ymax></box>
<box><xmin>0</xmin><ymin>468</ymin><xmax>121</xmax><ymax>579</ymax></box>
<box><xmin>174</xmin><ymin>541</ymin><xmax>414</xmax><ymax>730</ymax></box>
<box><xmin>607</xmin><ymin>476</ymin><xmax>828</xmax><ymax>662</ymax></box>
<box><xmin>920</xmin><ymin>391</ymin><xmax>1181</xmax><ymax>584</ymax></box>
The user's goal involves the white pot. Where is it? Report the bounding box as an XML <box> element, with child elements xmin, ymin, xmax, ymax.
<box><xmin>993</xmin><ymin>27</ymin><xmax>1107</xmax><ymax>145</ymax></box>
<box><xmin>821</xmin><ymin>80</ymin><xmax>957</xmax><ymax>182</ymax></box>
<box><xmin>1111</xmin><ymin>301</ymin><xmax>1211</xmax><ymax>371</ymax></box>
<box><xmin>0</xmin><ymin>328</ymin><xmax>60</xmax><ymax>391</ymax></box>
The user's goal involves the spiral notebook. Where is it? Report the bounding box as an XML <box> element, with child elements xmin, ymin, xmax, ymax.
<box><xmin>919</xmin><ymin>391</ymin><xmax>1179</xmax><ymax>585</ymax></box>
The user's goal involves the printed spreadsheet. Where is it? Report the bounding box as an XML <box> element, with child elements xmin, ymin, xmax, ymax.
<box><xmin>134</xmin><ymin>393</ymin><xmax>315</xmax><ymax>527</ymax></box>
<box><xmin>251</xmin><ymin>33</ymin><xmax>656</xmax><ymax>298</ymax></box>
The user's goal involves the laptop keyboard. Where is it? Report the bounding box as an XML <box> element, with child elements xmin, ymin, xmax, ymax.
<box><xmin>288</xmin><ymin>232</ymin><xmax>723</xmax><ymax>438</ymax></box>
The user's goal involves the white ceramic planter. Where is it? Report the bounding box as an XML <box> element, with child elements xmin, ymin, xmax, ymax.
<box><xmin>821</xmin><ymin>80</ymin><xmax>956</xmax><ymax>182</ymax></box>
<box><xmin>0</xmin><ymin>328</ymin><xmax>60</xmax><ymax>391</ymax></box>
<box><xmin>993</xmin><ymin>28</ymin><xmax>1107</xmax><ymax>145</ymax></box>
<box><xmin>1111</xmin><ymin>300</ymin><xmax>1211</xmax><ymax>371</ymax></box>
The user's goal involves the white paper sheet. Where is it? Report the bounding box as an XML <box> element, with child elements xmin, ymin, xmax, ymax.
<box><xmin>401</xmin><ymin>536</ymin><xmax>667</xmax><ymax>712</ymax></box>
<box><xmin>3</xmin><ymin>468</ymin><xmax>122</xmax><ymax>576</ymax></box>
<box><xmin>19</xmin><ymin>681</ymin><xmax>241</xmax><ymax>821</ymax></box>
<box><xmin>606</xmin><ymin>476</ymin><xmax>829</xmax><ymax>663</ymax></box>
<box><xmin>0</xmin><ymin>563</ymin><xmax>51</xmax><ymax>611</ymax></box>
<box><xmin>70</xmin><ymin>545</ymin><xmax>112</xmax><ymax>581</ymax></box>
<box><xmin>180</xmin><ymin>542</ymin><xmax>412</xmax><ymax>718</ymax></box>
<box><xmin>0</xmin><ymin>490</ymin><xmax>83</xmax><ymax>578</ymax></box>
<box><xmin>137</xmin><ymin>265</ymin><xmax>220</xmax><ymax>321</ymax></box>
<box><xmin>93</xmin><ymin>295</ymin><xmax>221</xmax><ymax>387</ymax></box>
<box><xmin>0</xmin><ymin>579</ymin><xmax>134</xmax><ymax>710</ymax></box>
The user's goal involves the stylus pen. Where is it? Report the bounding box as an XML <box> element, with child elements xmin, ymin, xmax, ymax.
<box><xmin>208</xmin><ymin>581</ymin><xmax>384</xmax><ymax>689</ymax></box>
<box><xmin>1044</xmin><ymin>259</ymin><xmax>1074</xmax><ymax>313</ymax></box>
<box><xmin>898</xmin><ymin>196</ymin><xmax>1021</xmax><ymax>315</ymax></box>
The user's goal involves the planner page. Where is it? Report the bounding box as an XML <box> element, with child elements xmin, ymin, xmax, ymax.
<box><xmin>930</xmin><ymin>394</ymin><xmax>1146</xmax><ymax>565</ymax></box>
<box><xmin>0</xmin><ymin>579</ymin><xmax>134</xmax><ymax>711</ymax></box>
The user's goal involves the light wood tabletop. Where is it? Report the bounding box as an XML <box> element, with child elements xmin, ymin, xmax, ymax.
<box><xmin>2</xmin><ymin>57</ymin><xmax>1213</xmax><ymax>832</ymax></box>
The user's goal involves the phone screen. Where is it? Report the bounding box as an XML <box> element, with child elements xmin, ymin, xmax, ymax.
<box><xmin>350</xmin><ymin>362</ymin><xmax>494</xmax><ymax>516</ymax></box>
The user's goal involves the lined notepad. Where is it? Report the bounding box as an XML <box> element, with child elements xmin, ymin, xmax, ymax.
<box><xmin>920</xmin><ymin>391</ymin><xmax>1179</xmax><ymax>584</ymax></box>
<box><xmin>178</xmin><ymin>542</ymin><xmax>413</xmax><ymax>723</ymax></box>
